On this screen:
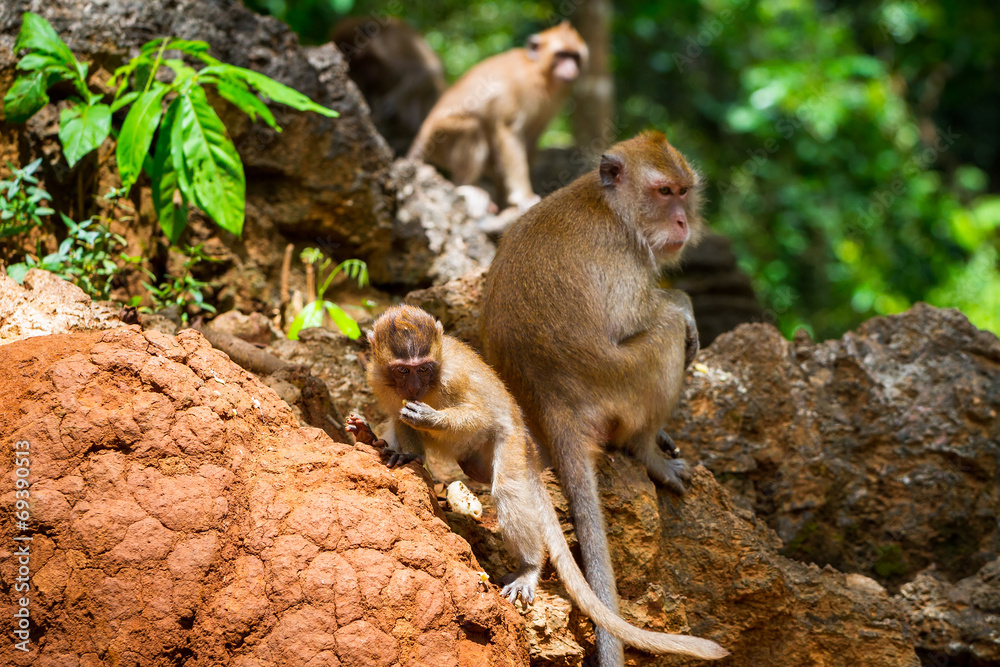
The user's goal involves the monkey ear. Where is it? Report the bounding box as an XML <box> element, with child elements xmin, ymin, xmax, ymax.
<box><xmin>435</xmin><ymin>320</ymin><xmax>444</xmax><ymax>337</ymax></box>
<box><xmin>366</xmin><ymin>330</ymin><xmax>376</xmax><ymax>344</ymax></box>
<box><xmin>526</xmin><ymin>34</ymin><xmax>541</xmax><ymax>59</ymax></box>
<box><xmin>599</xmin><ymin>154</ymin><xmax>624</xmax><ymax>187</ymax></box>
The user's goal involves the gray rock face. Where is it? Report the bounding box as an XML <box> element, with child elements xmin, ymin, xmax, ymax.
<box><xmin>371</xmin><ymin>160</ymin><xmax>495</xmax><ymax>287</ymax></box>
<box><xmin>667</xmin><ymin>303</ymin><xmax>1000</xmax><ymax>589</ymax></box>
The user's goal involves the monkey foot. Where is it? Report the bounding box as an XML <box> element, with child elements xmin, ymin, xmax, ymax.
<box><xmin>500</xmin><ymin>565</ymin><xmax>540</xmax><ymax>605</ymax></box>
<box><xmin>381</xmin><ymin>450</ymin><xmax>424</xmax><ymax>468</ymax></box>
<box><xmin>656</xmin><ymin>429</ymin><xmax>682</xmax><ymax>459</ymax></box>
<box><xmin>644</xmin><ymin>455</ymin><xmax>692</xmax><ymax>495</ymax></box>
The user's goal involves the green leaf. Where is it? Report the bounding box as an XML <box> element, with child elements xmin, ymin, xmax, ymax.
<box><xmin>110</xmin><ymin>90</ymin><xmax>140</xmax><ymax>113</ymax></box>
<box><xmin>3</xmin><ymin>70</ymin><xmax>50</xmax><ymax>123</ymax></box>
<box><xmin>287</xmin><ymin>301</ymin><xmax>326</xmax><ymax>340</ymax></box>
<box><xmin>17</xmin><ymin>53</ymin><xmax>66</xmax><ymax>72</ymax></box>
<box><xmin>59</xmin><ymin>102</ymin><xmax>111</xmax><ymax>167</ymax></box>
<box><xmin>151</xmin><ymin>99</ymin><xmax>189</xmax><ymax>243</ymax></box>
<box><xmin>6</xmin><ymin>263</ymin><xmax>30</xmax><ymax>284</ymax></box>
<box><xmin>162</xmin><ymin>59</ymin><xmax>197</xmax><ymax>90</ymax></box>
<box><xmin>142</xmin><ymin>38</ymin><xmax>220</xmax><ymax>65</ymax></box>
<box><xmin>325</xmin><ymin>303</ymin><xmax>361</xmax><ymax>339</ymax></box>
<box><xmin>15</xmin><ymin>13</ymin><xmax>77</xmax><ymax>70</ymax></box>
<box><xmin>116</xmin><ymin>84</ymin><xmax>168</xmax><ymax>191</ymax></box>
<box><xmin>215</xmin><ymin>80</ymin><xmax>279</xmax><ymax>129</ymax></box>
<box><xmin>170</xmin><ymin>86</ymin><xmax>245</xmax><ymax>235</ymax></box>
<box><xmin>201</xmin><ymin>64</ymin><xmax>338</xmax><ymax>117</ymax></box>
<box><xmin>109</xmin><ymin>55</ymin><xmax>151</xmax><ymax>91</ymax></box>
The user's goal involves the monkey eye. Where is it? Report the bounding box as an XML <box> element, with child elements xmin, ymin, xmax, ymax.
<box><xmin>395</xmin><ymin>367</ymin><xmax>410</xmax><ymax>376</ymax></box>
<box><xmin>417</xmin><ymin>365</ymin><xmax>431</xmax><ymax>374</ymax></box>
<box><xmin>658</xmin><ymin>186</ymin><xmax>673</xmax><ymax>196</ymax></box>
<box><xmin>679</xmin><ymin>186</ymin><xmax>689</xmax><ymax>195</ymax></box>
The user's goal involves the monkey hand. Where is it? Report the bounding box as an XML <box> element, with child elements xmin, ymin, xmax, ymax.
<box><xmin>399</xmin><ymin>401</ymin><xmax>440</xmax><ymax>429</ymax></box>
<box><xmin>381</xmin><ymin>449</ymin><xmax>424</xmax><ymax>468</ymax></box>
<box><xmin>344</xmin><ymin>414</ymin><xmax>383</xmax><ymax>447</ymax></box>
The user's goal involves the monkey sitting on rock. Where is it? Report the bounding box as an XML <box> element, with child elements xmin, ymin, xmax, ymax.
<box><xmin>346</xmin><ymin>304</ymin><xmax>726</xmax><ymax>661</ymax></box>
<box><xmin>407</xmin><ymin>21</ymin><xmax>588</xmax><ymax>211</ymax></box>
<box><xmin>480</xmin><ymin>130</ymin><xmax>711</xmax><ymax>667</ymax></box>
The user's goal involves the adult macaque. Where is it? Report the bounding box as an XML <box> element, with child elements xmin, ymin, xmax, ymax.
<box><xmin>349</xmin><ymin>305</ymin><xmax>726</xmax><ymax>661</ymax></box>
<box><xmin>480</xmin><ymin>131</ymin><xmax>709</xmax><ymax>667</ymax></box>
<box><xmin>332</xmin><ymin>17</ymin><xmax>446</xmax><ymax>155</ymax></box>
<box><xmin>407</xmin><ymin>21</ymin><xmax>588</xmax><ymax>211</ymax></box>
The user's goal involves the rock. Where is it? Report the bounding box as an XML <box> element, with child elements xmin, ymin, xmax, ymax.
<box><xmin>896</xmin><ymin>558</ymin><xmax>1000</xmax><ymax>664</ymax></box>
<box><xmin>207</xmin><ymin>310</ymin><xmax>283</xmax><ymax>346</ymax></box>
<box><xmin>0</xmin><ymin>269</ymin><xmax>122</xmax><ymax>344</ymax></box>
<box><xmin>371</xmin><ymin>160</ymin><xmax>496</xmax><ymax>287</ymax></box>
<box><xmin>448</xmin><ymin>461</ymin><xmax>921</xmax><ymax>666</ymax></box>
<box><xmin>666</xmin><ymin>303</ymin><xmax>1000</xmax><ymax>587</ymax></box>
<box><xmin>0</xmin><ymin>326</ymin><xmax>528</xmax><ymax>665</ymax></box>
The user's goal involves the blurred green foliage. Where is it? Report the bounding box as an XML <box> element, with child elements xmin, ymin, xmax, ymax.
<box><xmin>245</xmin><ymin>0</ymin><xmax>1000</xmax><ymax>340</ymax></box>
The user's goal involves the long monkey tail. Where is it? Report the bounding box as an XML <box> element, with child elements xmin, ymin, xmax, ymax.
<box><xmin>534</xmin><ymin>484</ymin><xmax>730</xmax><ymax>660</ymax></box>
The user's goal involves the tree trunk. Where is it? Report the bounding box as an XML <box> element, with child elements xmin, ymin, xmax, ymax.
<box><xmin>572</xmin><ymin>0</ymin><xmax>616</xmax><ymax>154</ymax></box>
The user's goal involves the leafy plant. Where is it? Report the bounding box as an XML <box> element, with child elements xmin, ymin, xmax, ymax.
<box><xmin>7</xmin><ymin>211</ymin><xmax>134</xmax><ymax>301</ymax></box>
<box><xmin>288</xmin><ymin>249</ymin><xmax>368</xmax><ymax>340</ymax></box>
<box><xmin>3</xmin><ymin>12</ymin><xmax>339</xmax><ymax>243</ymax></box>
<box><xmin>0</xmin><ymin>158</ymin><xmax>54</xmax><ymax>239</ymax></box>
<box><xmin>143</xmin><ymin>243</ymin><xmax>219</xmax><ymax>325</ymax></box>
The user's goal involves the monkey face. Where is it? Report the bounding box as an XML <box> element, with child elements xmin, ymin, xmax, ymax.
<box><xmin>646</xmin><ymin>181</ymin><xmax>693</xmax><ymax>258</ymax></box>
<box><xmin>552</xmin><ymin>52</ymin><xmax>581</xmax><ymax>82</ymax></box>
<box><xmin>599</xmin><ymin>132</ymin><xmax>704</xmax><ymax>264</ymax></box>
<box><xmin>526</xmin><ymin>21</ymin><xmax>588</xmax><ymax>84</ymax></box>
<box><xmin>389</xmin><ymin>358</ymin><xmax>439</xmax><ymax>401</ymax></box>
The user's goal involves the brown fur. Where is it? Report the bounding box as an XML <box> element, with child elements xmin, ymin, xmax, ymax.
<box><xmin>407</xmin><ymin>21</ymin><xmax>588</xmax><ymax>210</ymax></box>
<box><xmin>480</xmin><ymin>132</ymin><xmax>719</xmax><ymax>666</ymax></box>
<box><xmin>366</xmin><ymin>305</ymin><xmax>726</xmax><ymax>662</ymax></box>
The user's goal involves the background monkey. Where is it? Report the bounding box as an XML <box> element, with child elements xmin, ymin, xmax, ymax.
<box><xmin>350</xmin><ymin>304</ymin><xmax>726</xmax><ymax>661</ymax></box>
<box><xmin>407</xmin><ymin>21</ymin><xmax>588</xmax><ymax>211</ymax></box>
<box><xmin>332</xmin><ymin>17</ymin><xmax>446</xmax><ymax>156</ymax></box>
<box><xmin>480</xmin><ymin>131</ymin><xmax>708</xmax><ymax>667</ymax></box>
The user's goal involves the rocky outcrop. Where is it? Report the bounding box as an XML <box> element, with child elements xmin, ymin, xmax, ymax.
<box><xmin>373</xmin><ymin>161</ymin><xmax>495</xmax><ymax>287</ymax></box>
<box><xmin>266</xmin><ymin>325</ymin><xmax>380</xmax><ymax>429</ymax></box>
<box><xmin>451</xmin><ymin>461</ymin><xmax>920</xmax><ymax>667</ymax></box>
<box><xmin>0</xmin><ymin>269</ymin><xmax>122</xmax><ymax>344</ymax></box>
<box><xmin>666</xmin><ymin>304</ymin><xmax>1000</xmax><ymax>589</ymax></box>
<box><xmin>896</xmin><ymin>558</ymin><xmax>1000</xmax><ymax>664</ymax></box>
<box><xmin>0</xmin><ymin>326</ymin><xmax>528</xmax><ymax>665</ymax></box>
